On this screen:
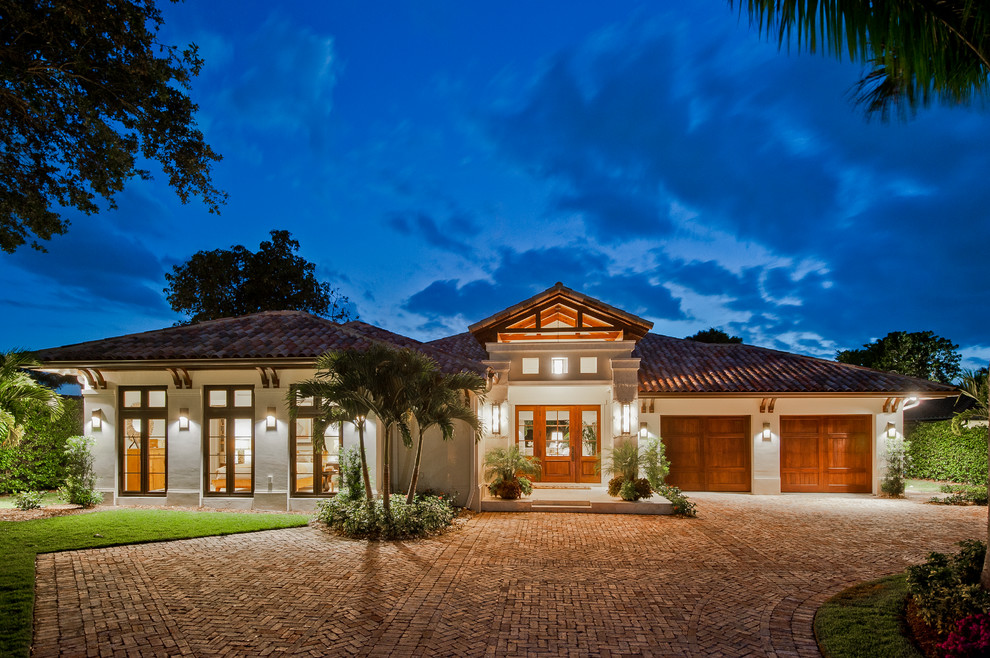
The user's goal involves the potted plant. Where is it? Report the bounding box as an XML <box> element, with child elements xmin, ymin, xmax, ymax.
<box><xmin>603</xmin><ymin>439</ymin><xmax>652</xmax><ymax>501</ymax></box>
<box><xmin>484</xmin><ymin>445</ymin><xmax>541</xmax><ymax>499</ymax></box>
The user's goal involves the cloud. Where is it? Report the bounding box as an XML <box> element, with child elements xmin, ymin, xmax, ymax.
<box><xmin>387</xmin><ymin>211</ymin><xmax>476</xmax><ymax>255</ymax></box>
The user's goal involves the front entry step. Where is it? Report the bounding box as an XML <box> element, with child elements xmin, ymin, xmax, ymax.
<box><xmin>531</xmin><ymin>499</ymin><xmax>593</xmax><ymax>510</ymax></box>
<box><xmin>481</xmin><ymin>496</ymin><xmax>674</xmax><ymax>515</ymax></box>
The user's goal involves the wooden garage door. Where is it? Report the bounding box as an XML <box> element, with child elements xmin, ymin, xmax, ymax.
<box><xmin>660</xmin><ymin>416</ymin><xmax>751</xmax><ymax>492</ymax></box>
<box><xmin>780</xmin><ymin>415</ymin><xmax>872</xmax><ymax>493</ymax></box>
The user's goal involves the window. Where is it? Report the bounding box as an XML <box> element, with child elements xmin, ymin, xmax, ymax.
<box><xmin>204</xmin><ymin>386</ymin><xmax>254</xmax><ymax>495</ymax></box>
<box><xmin>551</xmin><ymin>357</ymin><xmax>567</xmax><ymax>375</ymax></box>
<box><xmin>119</xmin><ymin>387</ymin><xmax>167</xmax><ymax>495</ymax></box>
<box><xmin>291</xmin><ymin>396</ymin><xmax>342</xmax><ymax>496</ymax></box>
<box><xmin>580</xmin><ymin>357</ymin><xmax>598</xmax><ymax>374</ymax></box>
<box><xmin>522</xmin><ymin>357</ymin><xmax>539</xmax><ymax>374</ymax></box>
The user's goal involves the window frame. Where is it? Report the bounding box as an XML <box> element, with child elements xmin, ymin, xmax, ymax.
<box><xmin>289</xmin><ymin>395</ymin><xmax>344</xmax><ymax>497</ymax></box>
<box><xmin>117</xmin><ymin>386</ymin><xmax>169</xmax><ymax>497</ymax></box>
<box><xmin>202</xmin><ymin>385</ymin><xmax>256</xmax><ymax>497</ymax></box>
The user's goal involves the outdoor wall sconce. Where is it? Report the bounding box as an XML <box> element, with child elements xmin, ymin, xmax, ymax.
<box><xmin>886</xmin><ymin>422</ymin><xmax>896</xmax><ymax>438</ymax></box>
<box><xmin>91</xmin><ymin>410</ymin><xmax>102</xmax><ymax>431</ymax></box>
<box><xmin>621</xmin><ymin>403</ymin><xmax>631</xmax><ymax>434</ymax></box>
<box><xmin>762</xmin><ymin>422</ymin><xmax>771</xmax><ymax>440</ymax></box>
<box><xmin>639</xmin><ymin>421</ymin><xmax>648</xmax><ymax>439</ymax></box>
<box><xmin>491</xmin><ymin>402</ymin><xmax>501</xmax><ymax>434</ymax></box>
<box><xmin>266</xmin><ymin>406</ymin><xmax>277</xmax><ymax>431</ymax></box>
<box><xmin>179</xmin><ymin>408</ymin><xmax>189</xmax><ymax>431</ymax></box>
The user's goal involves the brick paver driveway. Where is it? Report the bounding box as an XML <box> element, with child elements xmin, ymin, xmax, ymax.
<box><xmin>34</xmin><ymin>494</ymin><xmax>984</xmax><ymax>657</ymax></box>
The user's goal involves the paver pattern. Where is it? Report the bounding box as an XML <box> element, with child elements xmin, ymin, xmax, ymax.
<box><xmin>33</xmin><ymin>494</ymin><xmax>984</xmax><ymax>656</ymax></box>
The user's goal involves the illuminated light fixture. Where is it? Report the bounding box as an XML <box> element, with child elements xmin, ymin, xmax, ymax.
<box><xmin>621</xmin><ymin>403</ymin><xmax>631</xmax><ymax>434</ymax></box>
<box><xmin>886</xmin><ymin>422</ymin><xmax>896</xmax><ymax>438</ymax></box>
<box><xmin>639</xmin><ymin>421</ymin><xmax>648</xmax><ymax>438</ymax></box>
<box><xmin>902</xmin><ymin>396</ymin><xmax>921</xmax><ymax>410</ymax></box>
<box><xmin>179</xmin><ymin>408</ymin><xmax>189</xmax><ymax>431</ymax></box>
<box><xmin>491</xmin><ymin>402</ymin><xmax>501</xmax><ymax>434</ymax></box>
<box><xmin>763</xmin><ymin>422</ymin><xmax>771</xmax><ymax>440</ymax></box>
<box><xmin>266</xmin><ymin>406</ymin><xmax>277</xmax><ymax>431</ymax></box>
<box><xmin>91</xmin><ymin>410</ymin><xmax>102</xmax><ymax>431</ymax></box>
<box><xmin>551</xmin><ymin>357</ymin><xmax>566</xmax><ymax>375</ymax></box>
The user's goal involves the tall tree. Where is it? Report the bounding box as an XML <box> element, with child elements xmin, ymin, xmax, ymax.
<box><xmin>405</xmin><ymin>369</ymin><xmax>485</xmax><ymax>504</ymax></box>
<box><xmin>686</xmin><ymin>328</ymin><xmax>743</xmax><ymax>344</ymax></box>
<box><xmin>732</xmin><ymin>0</ymin><xmax>990</xmax><ymax>588</ymax></box>
<box><xmin>730</xmin><ymin>1</ymin><xmax>990</xmax><ymax>119</ymax></box>
<box><xmin>165</xmin><ymin>230</ymin><xmax>352</xmax><ymax>324</ymax></box>
<box><xmin>0</xmin><ymin>0</ymin><xmax>225</xmax><ymax>253</ymax></box>
<box><xmin>836</xmin><ymin>331</ymin><xmax>961</xmax><ymax>383</ymax></box>
<box><xmin>0</xmin><ymin>350</ymin><xmax>62</xmax><ymax>446</ymax></box>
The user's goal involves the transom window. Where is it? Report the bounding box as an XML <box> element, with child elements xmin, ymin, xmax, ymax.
<box><xmin>119</xmin><ymin>387</ymin><xmax>167</xmax><ymax>496</ymax></box>
<box><xmin>291</xmin><ymin>395</ymin><xmax>342</xmax><ymax>496</ymax></box>
<box><xmin>204</xmin><ymin>386</ymin><xmax>254</xmax><ymax>496</ymax></box>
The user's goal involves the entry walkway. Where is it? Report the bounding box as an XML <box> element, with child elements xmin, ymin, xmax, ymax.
<box><xmin>33</xmin><ymin>494</ymin><xmax>984</xmax><ymax>656</ymax></box>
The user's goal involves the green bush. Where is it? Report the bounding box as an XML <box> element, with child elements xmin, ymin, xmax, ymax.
<box><xmin>930</xmin><ymin>484</ymin><xmax>989</xmax><ymax>506</ymax></box>
<box><xmin>907</xmin><ymin>421</ymin><xmax>988</xmax><ymax>484</ymax></box>
<box><xmin>906</xmin><ymin>540</ymin><xmax>990</xmax><ymax>636</ymax></box>
<box><xmin>641</xmin><ymin>437</ymin><xmax>670</xmax><ymax>491</ymax></box>
<box><xmin>0</xmin><ymin>398</ymin><xmax>81</xmax><ymax>494</ymax></box>
<box><xmin>315</xmin><ymin>494</ymin><xmax>456</xmax><ymax>539</ymax></box>
<box><xmin>338</xmin><ymin>446</ymin><xmax>364</xmax><ymax>501</ymax></box>
<box><xmin>13</xmin><ymin>490</ymin><xmax>43</xmax><ymax>510</ymax></box>
<box><xmin>880</xmin><ymin>438</ymin><xmax>911</xmax><ymax>497</ymax></box>
<box><xmin>59</xmin><ymin>435</ymin><xmax>103</xmax><ymax>507</ymax></box>
<box><xmin>656</xmin><ymin>484</ymin><xmax>698</xmax><ymax>517</ymax></box>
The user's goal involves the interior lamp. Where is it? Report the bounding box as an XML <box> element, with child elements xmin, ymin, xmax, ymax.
<box><xmin>491</xmin><ymin>403</ymin><xmax>501</xmax><ymax>434</ymax></box>
<box><xmin>91</xmin><ymin>410</ymin><xmax>102</xmax><ymax>431</ymax></box>
<box><xmin>266</xmin><ymin>406</ymin><xmax>277</xmax><ymax>431</ymax></box>
<box><xmin>762</xmin><ymin>422</ymin><xmax>771</xmax><ymax>440</ymax></box>
<box><xmin>179</xmin><ymin>408</ymin><xmax>189</xmax><ymax>431</ymax></box>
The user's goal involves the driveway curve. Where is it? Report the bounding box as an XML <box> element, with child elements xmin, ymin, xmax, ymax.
<box><xmin>33</xmin><ymin>494</ymin><xmax>984</xmax><ymax>656</ymax></box>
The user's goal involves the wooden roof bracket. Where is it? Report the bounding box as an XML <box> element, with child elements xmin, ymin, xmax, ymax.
<box><xmin>257</xmin><ymin>367</ymin><xmax>280</xmax><ymax>389</ymax></box>
<box><xmin>882</xmin><ymin>397</ymin><xmax>904</xmax><ymax>413</ymax></box>
<box><xmin>78</xmin><ymin>368</ymin><xmax>107</xmax><ymax>390</ymax></box>
<box><xmin>759</xmin><ymin>397</ymin><xmax>777</xmax><ymax>414</ymax></box>
<box><xmin>166</xmin><ymin>367</ymin><xmax>192</xmax><ymax>389</ymax></box>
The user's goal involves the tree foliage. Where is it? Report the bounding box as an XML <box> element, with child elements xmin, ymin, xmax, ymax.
<box><xmin>686</xmin><ymin>327</ymin><xmax>743</xmax><ymax>344</ymax></box>
<box><xmin>836</xmin><ymin>330</ymin><xmax>961</xmax><ymax>383</ymax></box>
<box><xmin>0</xmin><ymin>0</ymin><xmax>225</xmax><ymax>253</ymax></box>
<box><xmin>165</xmin><ymin>230</ymin><xmax>352</xmax><ymax>324</ymax></box>
<box><xmin>730</xmin><ymin>0</ymin><xmax>990</xmax><ymax>119</ymax></box>
<box><xmin>0</xmin><ymin>350</ymin><xmax>63</xmax><ymax>446</ymax></box>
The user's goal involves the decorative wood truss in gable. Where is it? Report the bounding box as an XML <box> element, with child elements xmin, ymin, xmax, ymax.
<box><xmin>468</xmin><ymin>282</ymin><xmax>654</xmax><ymax>344</ymax></box>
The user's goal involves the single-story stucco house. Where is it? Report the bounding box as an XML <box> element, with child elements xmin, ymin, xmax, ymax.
<box><xmin>33</xmin><ymin>282</ymin><xmax>957</xmax><ymax>511</ymax></box>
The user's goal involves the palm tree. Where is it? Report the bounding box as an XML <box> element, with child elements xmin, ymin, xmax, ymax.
<box><xmin>732</xmin><ymin>0</ymin><xmax>990</xmax><ymax>588</ymax></box>
<box><xmin>730</xmin><ymin>1</ymin><xmax>990</xmax><ymax>118</ymax></box>
<box><xmin>405</xmin><ymin>369</ymin><xmax>486</xmax><ymax>504</ymax></box>
<box><xmin>952</xmin><ymin>369</ymin><xmax>989</xmax><ymax>431</ymax></box>
<box><xmin>0</xmin><ymin>350</ymin><xmax>63</xmax><ymax>446</ymax></box>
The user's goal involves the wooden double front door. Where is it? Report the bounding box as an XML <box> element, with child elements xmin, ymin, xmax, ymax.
<box><xmin>516</xmin><ymin>406</ymin><xmax>600</xmax><ymax>483</ymax></box>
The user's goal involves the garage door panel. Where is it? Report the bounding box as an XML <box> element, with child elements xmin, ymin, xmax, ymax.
<box><xmin>661</xmin><ymin>416</ymin><xmax>750</xmax><ymax>492</ymax></box>
<box><xmin>782</xmin><ymin>415</ymin><xmax>872</xmax><ymax>493</ymax></box>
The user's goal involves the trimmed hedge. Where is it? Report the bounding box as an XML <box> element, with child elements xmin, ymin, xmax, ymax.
<box><xmin>906</xmin><ymin>421</ymin><xmax>988</xmax><ymax>485</ymax></box>
<box><xmin>0</xmin><ymin>399</ymin><xmax>81</xmax><ymax>494</ymax></box>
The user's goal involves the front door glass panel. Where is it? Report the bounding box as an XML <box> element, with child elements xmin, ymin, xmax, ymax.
<box><xmin>518</xmin><ymin>410</ymin><xmax>534</xmax><ymax>456</ymax></box>
<box><xmin>545</xmin><ymin>411</ymin><xmax>570</xmax><ymax>456</ymax></box>
<box><xmin>581</xmin><ymin>410</ymin><xmax>598</xmax><ymax>457</ymax></box>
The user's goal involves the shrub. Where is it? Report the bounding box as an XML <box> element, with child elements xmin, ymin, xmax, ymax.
<box><xmin>880</xmin><ymin>438</ymin><xmax>911</xmax><ymax>497</ymax></box>
<box><xmin>607</xmin><ymin>475</ymin><xmax>624</xmax><ymax>497</ymax></box>
<box><xmin>906</xmin><ymin>540</ymin><xmax>990</xmax><ymax>636</ymax></box>
<box><xmin>619</xmin><ymin>479</ymin><xmax>639</xmax><ymax>501</ymax></box>
<box><xmin>484</xmin><ymin>446</ymin><xmax>540</xmax><ymax>499</ymax></box>
<box><xmin>489</xmin><ymin>478</ymin><xmax>522</xmax><ymax>500</ymax></box>
<box><xmin>603</xmin><ymin>440</ymin><xmax>639</xmax><ymax>481</ymax></box>
<box><xmin>640</xmin><ymin>437</ymin><xmax>670</xmax><ymax>491</ymax></box>
<box><xmin>338</xmin><ymin>446</ymin><xmax>364</xmax><ymax>501</ymax></box>
<box><xmin>517</xmin><ymin>476</ymin><xmax>533</xmax><ymax>496</ymax></box>
<box><xmin>931</xmin><ymin>484</ymin><xmax>989</xmax><ymax>506</ymax></box>
<box><xmin>13</xmin><ymin>490</ymin><xmax>43</xmax><ymax>510</ymax></box>
<box><xmin>907</xmin><ymin>421</ymin><xmax>988</xmax><ymax>484</ymax></box>
<box><xmin>315</xmin><ymin>494</ymin><xmax>455</xmax><ymax>539</ymax></box>
<box><xmin>656</xmin><ymin>484</ymin><xmax>697</xmax><ymax>517</ymax></box>
<box><xmin>940</xmin><ymin>613</ymin><xmax>990</xmax><ymax>658</ymax></box>
<box><xmin>0</xmin><ymin>398</ymin><xmax>81</xmax><ymax>494</ymax></box>
<box><xmin>59</xmin><ymin>435</ymin><xmax>103</xmax><ymax>507</ymax></box>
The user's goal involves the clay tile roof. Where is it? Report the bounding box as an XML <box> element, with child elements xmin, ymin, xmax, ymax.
<box><xmin>34</xmin><ymin>311</ymin><xmax>485</xmax><ymax>375</ymax></box>
<box><xmin>426</xmin><ymin>332</ymin><xmax>489</xmax><ymax>362</ymax></box>
<box><xmin>633</xmin><ymin>334</ymin><xmax>958</xmax><ymax>395</ymax></box>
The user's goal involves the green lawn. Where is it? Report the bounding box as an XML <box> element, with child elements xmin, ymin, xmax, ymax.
<box><xmin>0</xmin><ymin>509</ymin><xmax>310</xmax><ymax>658</ymax></box>
<box><xmin>815</xmin><ymin>573</ymin><xmax>922</xmax><ymax>658</ymax></box>
<box><xmin>905</xmin><ymin>479</ymin><xmax>951</xmax><ymax>494</ymax></box>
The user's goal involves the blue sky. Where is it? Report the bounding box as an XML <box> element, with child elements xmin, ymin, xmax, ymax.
<box><xmin>1</xmin><ymin>0</ymin><xmax>988</xmax><ymax>372</ymax></box>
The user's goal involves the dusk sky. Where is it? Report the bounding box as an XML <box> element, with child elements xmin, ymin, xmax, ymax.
<box><xmin>1</xmin><ymin>1</ymin><xmax>988</xmax><ymax>372</ymax></box>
